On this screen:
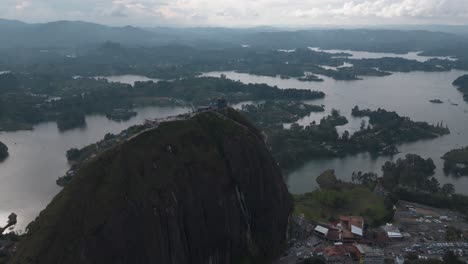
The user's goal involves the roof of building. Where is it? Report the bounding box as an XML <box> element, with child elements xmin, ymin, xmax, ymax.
<box><xmin>355</xmin><ymin>244</ymin><xmax>365</xmax><ymax>254</ymax></box>
<box><xmin>355</xmin><ymin>244</ymin><xmax>384</xmax><ymax>255</ymax></box>
<box><xmin>374</xmin><ymin>231</ymin><xmax>392</xmax><ymax>243</ymax></box>
<box><xmin>383</xmin><ymin>223</ymin><xmax>403</xmax><ymax>238</ymax></box>
<box><xmin>351</xmin><ymin>225</ymin><xmax>363</xmax><ymax>236</ymax></box>
<box><xmin>323</xmin><ymin>245</ymin><xmax>351</xmax><ymax>257</ymax></box>
<box><xmin>387</xmin><ymin>231</ymin><xmax>403</xmax><ymax>238</ymax></box>
<box><xmin>342</xmin><ymin>229</ymin><xmax>355</xmax><ymax>239</ymax></box>
<box><xmin>326</xmin><ymin>229</ymin><xmax>341</xmax><ymax>241</ymax></box>
<box><xmin>314</xmin><ymin>225</ymin><xmax>329</xmax><ymax>235</ymax></box>
<box><xmin>340</xmin><ymin>216</ymin><xmax>364</xmax><ymax>229</ymax></box>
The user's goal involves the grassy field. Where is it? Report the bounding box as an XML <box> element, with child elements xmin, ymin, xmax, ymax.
<box><xmin>293</xmin><ymin>186</ymin><xmax>389</xmax><ymax>227</ymax></box>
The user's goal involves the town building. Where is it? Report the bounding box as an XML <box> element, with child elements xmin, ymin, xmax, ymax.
<box><xmin>382</xmin><ymin>223</ymin><xmax>403</xmax><ymax>240</ymax></box>
<box><xmin>313</xmin><ymin>225</ymin><xmax>330</xmax><ymax>238</ymax></box>
<box><xmin>339</xmin><ymin>216</ymin><xmax>364</xmax><ymax>242</ymax></box>
<box><xmin>355</xmin><ymin>244</ymin><xmax>385</xmax><ymax>264</ymax></box>
<box><xmin>318</xmin><ymin>245</ymin><xmax>357</xmax><ymax>264</ymax></box>
<box><xmin>216</xmin><ymin>98</ymin><xmax>228</xmax><ymax>109</ymax></box>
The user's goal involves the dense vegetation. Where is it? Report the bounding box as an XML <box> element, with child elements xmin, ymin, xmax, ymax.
<box><xmin>0</xmin><ymin>73</ymin><xmax>136</xmax><ymax>131</ymax></box>
<box><xmin>453</xmin><ymin>75</ymin><xmax>468</xmax><ymax>102</ymax></box>
<box><xmin>0</xmin><ymin>72</ymin><xmax>324</xmax><ymax>132</ymax></box>
<box><xmin>351</xmin><ymin>106</ymin><xmax>450</xmax><ymax>142</ymax></box>
<box><xmin>380</xmin><ymin>154</ymin><xmax>468</xmax><ymax>216</ymax></box>
<box><xmin>381</xmin><ymin>154</ymin><xmax>439</xmax><ymax>191</ymax></box>
<box><xmin>267</xmin><ymin>107</ymin><xmax>449</xmax><ymax>171</ymax></box>
<box><xmin>56</xmin><ymin>111</ymin><xmax>86</xmax><ymax>131</ymax></box>
<box><xmin>134</xmin><ymin>77</ymin><xmax>325</xmax><ymax>105</ymax></box>
<box><xmin>2</xmin><ymin>33</ymin><xmax>467</xmax><ymax>83</ymax></box>
<box><xmin>293</xmin><ymin>170</ymin><xmax>393</xmax><ymax>227</ymax></box>
<box><xmin>240</xmin><ymin>101</ymin><xmax>324</xmax><ymax>128</ymax></box>
<box><xmin>266</xmin><ymin>111</ymin><xmax>344</xmax><ymax>170</ymax></box>
<box><xmin>442</xmin><ymin>146</ymin><xmax>468</xmax><ymax>176</ymax></box>
<box><xmin>0</xmin><ymin>141</ymin><xmax>8</xmax><ymax>161</ymax></box>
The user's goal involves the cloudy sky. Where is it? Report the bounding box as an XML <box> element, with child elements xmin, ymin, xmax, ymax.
<box><xmin>2</xmin><ymin>0</ymin><xmax>468</xmax><ymax>27</ymax></box>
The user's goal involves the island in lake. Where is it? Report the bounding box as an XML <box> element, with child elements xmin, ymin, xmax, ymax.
<box><xmin>453</xmin><ymin>74</ymin><xmax>468</xmax><ymax>102</ymax></box>
<box><xmin>442</xmin><ymin>146</ymin><xmax>468</xmax><ymax>176</ymax></box>
<box><xmin>266</xmin><ymin>106</ymin><xmax>449</xmax><ymax>171</ymax></box>
<box><xmin>429</xmin><ymin>99</ymin><xmax>444</xmax><ymax>104</ymax></box>
<box><xmin>0</xmin><ymin>141</ymin><xmax>8</xmax><ymax>161</ymax></box>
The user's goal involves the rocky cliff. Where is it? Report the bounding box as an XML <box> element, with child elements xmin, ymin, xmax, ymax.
<box><xmin>11</xmin><ymin>108</ymin><xmax>292</xmax><ymax>264</ymax></box>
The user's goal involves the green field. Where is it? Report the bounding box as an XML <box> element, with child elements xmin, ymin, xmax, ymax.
<box><xmin>293</xmin><ymin>185</ymin><xmax>390</xmax><ymax>227</ymax></box>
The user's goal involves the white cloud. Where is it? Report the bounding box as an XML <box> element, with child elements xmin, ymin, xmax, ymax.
<box><xmin>1</xmin><ymin>0</ymin><xmax>468</xmax><ymax>26</ymax></box>
<box><xmin>15</xmin><ymin>0</ymin><xmax>30</xmax><ymax>11</ymax></box>
<box><xmin>331</xmin><ymin>0</ymin><xmax>468</xmax><ymax>19</ymax></box>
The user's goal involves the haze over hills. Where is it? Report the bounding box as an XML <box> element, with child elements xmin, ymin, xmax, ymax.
<box><xmin>2</xmin><ymin>9</ymin><xmax>468</xmax><ymax>264</ymax></box>
<box><xmin>1</xmin><ymin>18</ymin><xmax>468</xmax><ymax>54</ymax></box>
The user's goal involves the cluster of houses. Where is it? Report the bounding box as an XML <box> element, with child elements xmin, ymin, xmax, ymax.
<box><xmin>313</xmin><ymin>216</ymin><xmax>365</xmax><ymax>243</ymax></box>
<box><xmin>306</xmin><ymin>216</ymin><xmax>407</xmax><ymax>263</ymax></box>
<box><xmin>316</xmin><ymin>243</ymin><xmax>385</xmax><ymax>264</ymax></box>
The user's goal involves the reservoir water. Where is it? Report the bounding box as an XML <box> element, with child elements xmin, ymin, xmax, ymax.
<box><xmin>308</xmin><ymin>47</ymin><xmax>458</xmax><ymax>62</ymax></box>
<box><xmin>93</xmin><ymin>75</ymin><xmax>160</xmax><ymax>86</ymax></box>
<box><xmin>2</xmin><ymin>68</ymin><xmax>468</xmax><ymax>230</ymax></box>
<box><xmin>0</xmin><ymin>105</ymin><xmax>189</xmax><ymax>231</ymax></box>
<box><xmin>202</xmin><ymin>70</ymin><xmax>468</xmax><ymax>195</ymax></box>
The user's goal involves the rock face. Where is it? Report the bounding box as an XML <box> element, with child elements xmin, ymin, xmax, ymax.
<box><xmin>11</xmin><ymin>109</ymin><xmax>292</xmax><ymax>264</ymax></box>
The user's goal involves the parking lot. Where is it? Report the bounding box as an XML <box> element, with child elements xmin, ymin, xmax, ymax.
<box><xmin>405</xmin><ymin>242</ymin><xmax>468</xmax><ymax>258</ymax></box>
<box><xmin>383</xmin><ymin>201</ymin><xmax>468</xmax><ymax>260</ymax></box>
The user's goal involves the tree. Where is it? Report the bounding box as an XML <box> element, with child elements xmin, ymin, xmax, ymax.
<box><xmin>360</xmin><ymin>119</ymin><xmax>366</xmax><ymax>130</ymax></box>
<box><xmin>0</xmin><ymin>141</ymin><xmax>8</xmax><ymax>161</ymax></box>
<box><xmin>0</xmin><ymin>73</ymin><xmax>20</xmax><ymax>94</ymax></box>
<box><xmin>441</xmin><ymin>183</ymin><xmax>455</xmax><ymax>196</ymax></box>
<box><xmin>445</xmin><ymin>226</ymin><xmax>463</xmax><ymax>241</ymax></box>
<box><xmin>104</xmin><ymin>133</ymin><xmax>115</xmax><ymax>141</ymax></box>
<box><xmin>352</xmin><ymin>105</ymin><xmax>360</xmax><ymax>116</ymax></box>
<box><xmin>424</xmin><ymin>177</ymin><xmax>440</xmax><ymax>193</ymax></box>
<box><xmin>382</xmin><ymin>161</ymin><xmax>399</xmax><ymax>190</ymax></box>
<box><xmin>352</xmin><ymin>172</ymin><xmax>378</xmax><ymax>189</ymax></box>
<box><xmin>0</xmin><ymin>213</ymin><xmax>17</xmax><ymax>235</ymax></box>
<box><xmin>381</xmin><ymin>154</ymin><xmax>436</xmax><ymax>191</ymax></box>
<box><xmin>443</xmin><ymin>250</ymin><xmax>464</xmax><ymax>264</ymax></box>
<box><xmin>341</xmin><ymin>130</ymin><xmax>350</xmax><ymax>141</ymax></box>
<box><xmin>66</xmin><ymin>148</ymin><xmax>81</xmax><ymax>161</ymax></box>
<box><xmin>316</xmin><ymin>170</ymin><xmax>339</xmax><ymax>189</ymax></box>
<box><xmin>331</xmin><ymin>108</ymin><xmax>340</xmax><ymax>118</ymax></box>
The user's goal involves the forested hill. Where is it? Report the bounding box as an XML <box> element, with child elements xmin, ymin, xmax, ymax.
<box><xmin>1</xmin><ymin>18</ymin><xmax>468</xmax><ymax>55</ymax></box>
<box><xmin>10</xmin><ymin>108</ymin><xmax>292</xmax><ymax>264</ymax></box>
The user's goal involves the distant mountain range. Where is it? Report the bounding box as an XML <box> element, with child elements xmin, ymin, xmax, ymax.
<box><xmin>0</xmin><ymin>19</ymin><xmax>166</xmax><ymax>48</ymax></box>
<box><xmin>1</xmin><ymin>18</ymin><xmax>468</xmax><ymax>53</ymax></box>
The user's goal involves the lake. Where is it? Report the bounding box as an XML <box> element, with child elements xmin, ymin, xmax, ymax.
<box><xmin>308</xmin><ymin>47</ymin><xmax>458</xmax><ymax>62</ymax></box>
<box><xmin>0</xmin><ymin>106</ymin><xmax>189</xmax><ymax>231</ymax></box>
<box><xmin>93</xmin><ymin>75</ymin><xmax>161</xmax><ymax>86</ymax></box>
<box><xmin>2</xmin><ymin>69</ymin><xmax>468</xmax><ymax>230</ymax></box>
<box><xmin>202</xmin><ymin>70</ymin><xmax>468</xmax><ymax>195</ymax></box>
